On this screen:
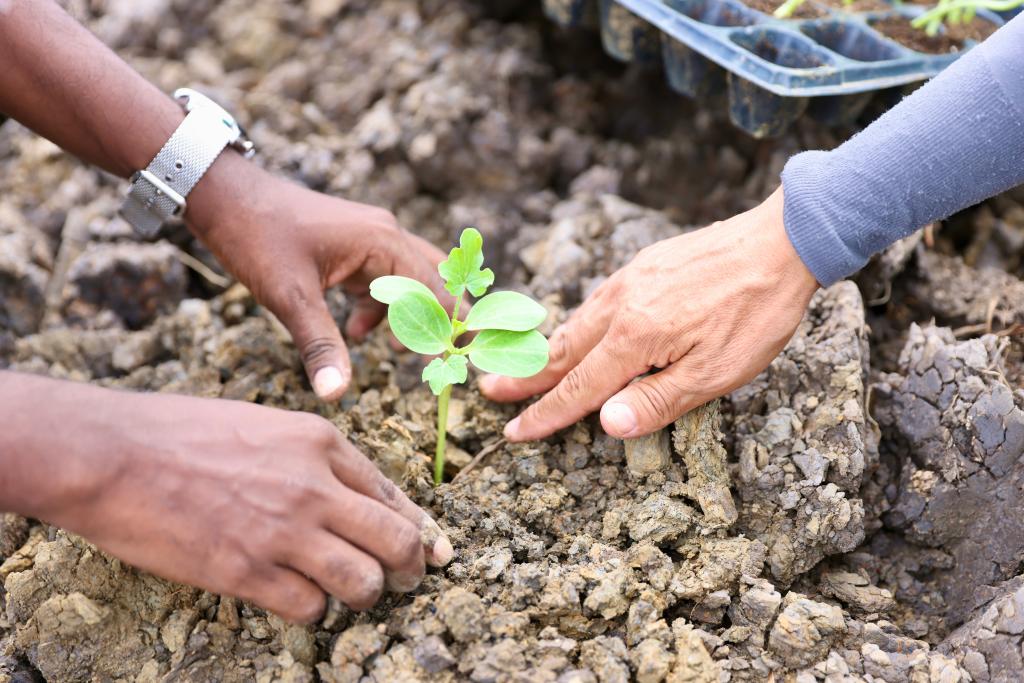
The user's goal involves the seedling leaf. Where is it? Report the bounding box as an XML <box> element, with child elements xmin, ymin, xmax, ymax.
<box><xmin>468</xmin><ymin>329</ymin><xmax>549</xmax><ymax>378</ymax></box>
<box><xmin>438</xmin><ymin>227</ymin><xmax>495</xmax><ymax>298</ymax></box>
<box><xmin>388</xmin><ymin>292</ymin><xmax>452</xmax><ymax>355</ymax></box>
<box><xmin>464</xmin><ymin>291</ymin><xmax>548</xmax><ymax>332</ymax></box>
<box><xmin>370</xmin><ymin>275</ymin><xmax>435</xmax><ymax>304</ymax></box>
<box><xmin>422</xmin><ymin>355</ymin><xmax>468</xmax><ymax>395</ymax></box>
<box><xmin>369</xmin><ymin>226</ymin><xmax>550</xmax><ymax>487</ymax></box>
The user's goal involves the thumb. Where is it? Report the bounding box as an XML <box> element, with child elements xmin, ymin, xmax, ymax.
<box><xmin>269</xmin><ymin>286</ymin><xmax>352</xmax><ymax>401</ymax></box>
<box><xmin>600</xmin><ymin>362</ymin><xmax>699</xmax><ymax>439</ymax></box>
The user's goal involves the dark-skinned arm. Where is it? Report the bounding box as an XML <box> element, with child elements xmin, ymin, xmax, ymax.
<box><xmin>0</xmin><ymin>1</ymin><xmax>457</xmax><ymax>620</ymax></box>
<box><xmin>0</xmin><ymin>0</ymin><xmax>451</xmax><ymax>399</ymax></box>
<box><xmin>0</xmin><ymin>371</ymin><xmax>453</xmax><ymax>622</ymax></box>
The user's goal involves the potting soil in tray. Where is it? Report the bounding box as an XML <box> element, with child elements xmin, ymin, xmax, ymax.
<box><xmin>543</xmin><ymin>0</ymin><xmax>1003</xmax><ymax>137</ymax></box>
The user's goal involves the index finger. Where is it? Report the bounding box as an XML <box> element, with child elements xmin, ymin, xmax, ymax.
<box><xmin>330</xmin><ymin>438</ymin><xmax>454</xmax><ymax>568</ymax></box>
<box><xmin>503</xmin><ymin>334</ymin><xmax>643</xmax><ymax>442</ymax></box>
<box><xmin>479</xmin><ymin>286</ymin><xmax>615</xmax><ymax>403</ymax></box>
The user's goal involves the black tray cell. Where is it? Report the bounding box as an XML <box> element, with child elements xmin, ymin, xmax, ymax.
<box><xmin>728</xmin><ymin>29</ymin><xmax>833</xmax><ymax>137</ymax></box>
<box><xmin>661</xmin><ymin>0</ymin><xmax>766</xmax><ymax>98</ymax></box>
<box><xmin>599</xmin><ymin>0</ymin><xmax>663</xmax><ymax>63</ymax></box>
<box><xmin>729</xmin><ymin>73</ymin><xmax>809</xmax><ymax>137</ymax></box>
<box><xmin>663</xmin><ymin>39</ymin><xmax>727</xmax><ymax>98</ymax></box>
<box><xmin>543</xmin><ymin>0</ymin><xmax>596</xmax><ymax>27</ymax></box>
<box><xmin>800</xmin><ymin>20</ymin><xmax>904</xmax><ymax>62</ymax></box>
<box><xmin>730</xmin><ymin>28</ymin><xmax>836</xmax><ymax>71</ymax></box>
<box><xmin>665</xmin><ymin>0</ymin><xmax>764</xmax><ymax>27</ymax></box>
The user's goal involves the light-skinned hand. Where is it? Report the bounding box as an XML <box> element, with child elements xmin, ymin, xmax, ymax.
<box><xmin>480</xmin><ymin>187</ymin><xmax>819</xmax><ymax>441</ymax></box>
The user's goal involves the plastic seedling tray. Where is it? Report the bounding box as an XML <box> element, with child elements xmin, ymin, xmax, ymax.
<box><xmin>544</xmin><ymin>0</ymin><xmax>600</xmax><ymax>26</ymax></box>
<box><xmin>544</xmin><ymin>0</ymin><xmax>1003</xmax><ymax>137</ymax></box>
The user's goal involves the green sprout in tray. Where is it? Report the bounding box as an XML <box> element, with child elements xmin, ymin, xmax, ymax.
<box><xmin>370</xmin><ymin>228</ymin><xmax>550</xmax><ymax>485</ymax></box>
<box><xmin>912</xmin><ymin>0</ymin><xmax>1021</xmax><ymax>36</ymax></box>
<box><xmin>775</xmin><ymin>0</ymin><xmax>1021</xmax><ymax>34</ymax></box>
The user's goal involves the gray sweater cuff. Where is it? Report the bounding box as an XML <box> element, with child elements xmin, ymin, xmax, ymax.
<box><xmin>781</xmin><ymin>14</ymin><xmax>1024</xmax><ymax>287</ymax></box>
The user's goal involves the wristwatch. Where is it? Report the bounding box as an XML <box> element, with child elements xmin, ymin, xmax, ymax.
<box><xmin>120</xmin><ymin>88</ymin><xmax>255</xmax><ymax>238</ymax></box>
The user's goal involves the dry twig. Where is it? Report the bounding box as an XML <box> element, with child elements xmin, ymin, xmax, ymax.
<box><xmin>452</xmin><ymin>437</ymin><xmax>506</xmax><ymax>483</ymax></box>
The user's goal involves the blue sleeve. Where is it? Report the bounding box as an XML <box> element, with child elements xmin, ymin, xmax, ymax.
<box><xmin>781</xmin><ymin>14</ymin><xmax>1024</xmax><ymax>287</ymax></box>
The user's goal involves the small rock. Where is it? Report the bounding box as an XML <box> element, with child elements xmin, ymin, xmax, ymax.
<box><xmin>412</xmin><ymin>635</ymin><xmax>455</xmax><ymax>673</ymax></box>
<box><xmin>63</xmin><ymin>242</ymin><xmax>186</xmax><ymax>329</ymax></box>
<box><xmin>669</xmin><ymin>623</ymin><xmax>718</xmax><ymax>683</ymax></box>
<box><xmin>0</xmin><ymin>513</ymin><xmax>29</xmax><ymax>558</ymax></box>
<box><xmin>690</xmin><ymin>590</ymin><xmax>731</xmax><ymax>625</ymax></box>
<box><xmin>216</xmin><ymin>597</ymin><xmax>241</xmax><ymax>631</ymax></box>
<box><xmin>728</xmin><ymin>577</ymin><xmax>782</xmax><ymax>649</ymax></box>
<box><xmin>819</xmin><ymin>569</ymin><xmax>895</xmax><ymax>614</ymax></box>
<box><xmin>792</xmin><ymin>449</ymin><xmax>828</xmax><ymax>486</ymax></box>
<box><xmin>471</xmin><ymin>638</ymin><xmax>527</xmax><ymax>680</ymax></box>
<box><xmin>579</xmin><ymin>636</ymin><xmax>630</xmax><ymax>683</ymax></box>
<box><xmin>583</xmin><ymin>566</ymin><xmax>633</xmax><ymax>619</ymax></box>
<box><xmin>630</xmin><ymin>638</ymin><xmax>673</xmax><ymax>683</ymax></box>
<box><xmin>438</xmin><ymin>587</ymin><xmax>485</xmax><ymax>642</ymax></box>
<box><xmin>330</xmin><ymin>623</ymin><xmax>388</xmax><ymax>669</ymax></box>
<box><xmin>624</xmin><ymin>429</ymin><xmax>672</xmax><ymax>476</ymax></box>
<box><xmin>111</xmin><ymin>329</ymin><xmax>163</xmax><ymax>372</ymax></box>
<box><xmin>0</xmin><ymin>231</ymin><xmax>48</xmax><ymax>335</ymax></box>
<box><xmin>160</xmin><ymin>608</ymin><xmax>199</xmax><ymax>654</ymax></box>
<box><xmin>627</xmin><ymin>493</ymin><xmax>697</xmax><ymax>544</ymax></box>
<box><xmin>768</xmin><ymin>593</ymin><xmax>847</xmax><ymax>669</ymax></box>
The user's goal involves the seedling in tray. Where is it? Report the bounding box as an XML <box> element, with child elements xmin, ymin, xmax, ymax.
<box><xmin>776</xmin><ymin>0</ymin><xmax>1020</xmax><ymax>31</ymax></box>
<box><xmin>773</xmin><ymin>0</ymin><xmax>850</xmax><ymax>19</ymax></box>
<box><xmin>370</xmin><ymin>228</ymin><xmax>550</xmax><ymax>485</ymax></box>
<box><xmin>912</xmin><ymin>0</ymin><xmax>1021</xmax><ymax>35</ymax></box>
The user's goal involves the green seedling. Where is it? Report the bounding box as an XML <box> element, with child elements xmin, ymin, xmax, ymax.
<box><xmin>773</xmin><ymin>0</ymin><xmax>851</xmax><ymax>19</ymax></box>
<box><xmin>370</xmin><ymin>228</ymin><xmax>550</xmax><ymax>485</ymax></box>
<box><xmin>912</xmin><ymin>0</ymin><xmax>1021</xmax><ymax>36</ymax></box>
<box><xmin>775</xmin><ymin>0</ymin><xmax>1020</xmax><ymax>33</ymax></box>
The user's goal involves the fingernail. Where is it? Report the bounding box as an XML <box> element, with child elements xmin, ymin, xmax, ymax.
<box><xmin>478</xmin><ymin>374</ymin><xmax>498</xmax><ymax>395</ymax></box>
<box><xmin>602</xmin><ymin>402</ymin><xmax>638</xmax><ymax>437</ymax></box>
<box><xmin>503</xmin><ymin>416</ymin><xmax>521</xmax><ymax>441</ymax></box>
<box><xmin>386</xmin><ymin>571</ymin><xmax>422</xmax><ymax>593</ymax></box>
<box><xmin>313</xmin><ymin>367</ymin><xmax>344</xmax><ymax>398</ymax></box>
<box><xmin>432</xmin><ymin>536</ymin><xmax>454</xmax><ymax>566</ymax></box>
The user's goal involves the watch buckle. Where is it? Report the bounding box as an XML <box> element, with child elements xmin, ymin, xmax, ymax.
<box><xmin>133</xmin><ymin>169</ymin><xmax>187</xmax><ymax>216</ymax></box>
<box><xmin>234</xmin><ymin>138</ymin><xmax>256</xmax><ymax>159</ymax></box>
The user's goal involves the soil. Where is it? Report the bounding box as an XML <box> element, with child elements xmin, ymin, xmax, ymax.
<box><xmin>740</xmin><ymin>0</ymin><xmax>828</xmax><ymax>19</ymax></box>
<box><xmin>2</xmin><ymin>0</ymin><xmax>1024</xmax><ymax>681</ymax></box>
<box><xmin>869</xmin><ymin>15</ymin><xmax>997</xmax><ymax>54</ymax></box>
<box><xmin>943</xmin><ymin>16</ymin><xmax>999</xmax><ymax>43</ymax></box>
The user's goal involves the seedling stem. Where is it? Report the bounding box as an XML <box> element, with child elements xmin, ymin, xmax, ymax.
<box><xmin>435</xmin><ymin>383</ymin><xmax>452</xmax><ymax>486</ymax></box>
<box><xmin>370</xmin><ymin>228</ymin><xmax>550</xmax><ymax>485</ymax></box>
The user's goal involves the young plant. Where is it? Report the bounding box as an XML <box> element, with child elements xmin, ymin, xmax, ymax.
<box><xmin>912</xmin><ymin>0</ymin><xmax>1021</xmax><ymax>36</ymax></box>
<box><xmin>775</xmin><ymin>0</ymin><xmax>1020</xmax><ymax>33</ymax></box>
<box><xmin>773</xmin><ymin>0</ymin><xmax>852</xmax><ymax>19</ymax></box>
<box><xmin>369</xmin><ymin>228</ymin><xmax>550</xmax><ymax>485</ymax></box>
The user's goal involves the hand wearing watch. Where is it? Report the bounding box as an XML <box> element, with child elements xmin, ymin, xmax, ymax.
<box><xmin>120</xmin><ymin>88</ymin><xmax>255</xmax><ymax>238</ymax></box>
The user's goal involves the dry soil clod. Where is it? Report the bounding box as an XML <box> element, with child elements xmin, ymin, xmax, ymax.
<box><xmin>673</xmin><ymin>400</ymin><xmax>738</xmax><ymax>531</ymax></box>
<box><xmin>624</xmin><ymin>428</ymin><xmax>672</xmax><ymax>476</ymax></box>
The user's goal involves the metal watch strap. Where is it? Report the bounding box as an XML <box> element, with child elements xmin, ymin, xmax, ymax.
<box><xmin>120</xmin><ymin>106</ymin><xmax>234</xmax><ymax>237</ymax></box>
